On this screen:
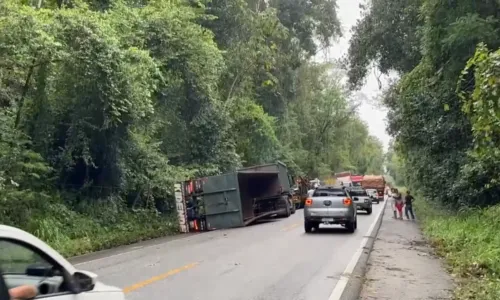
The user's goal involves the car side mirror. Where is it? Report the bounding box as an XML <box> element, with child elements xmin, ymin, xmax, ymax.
<box><xmin>73</xmin><ymin>270</ymin><xmax>97</xmax><ymax>292</ymax></box>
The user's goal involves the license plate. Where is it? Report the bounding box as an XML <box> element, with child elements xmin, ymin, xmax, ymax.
<box><xmin>321</xmin><ymin>218</ymin><xmax>334</xmax><ymax>222</ymax></box>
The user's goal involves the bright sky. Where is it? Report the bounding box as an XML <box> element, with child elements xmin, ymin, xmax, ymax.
<box><xmin>315</xmin><ymin>0</ymin><xmax>394</xmax><ymax>152</ymax></box>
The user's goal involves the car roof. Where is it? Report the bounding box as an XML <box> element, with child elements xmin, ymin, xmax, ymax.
<box><xmin>0</xmin><ymin>225</ymin><xmax>76</xmax><ymax>274</ymax></box>
<box><xmin>317</xmin><ymin>185</ymin><xmax>344</xmax><ymax>189</ymax></box>
<box><xmin>349</xmin><ymin>187</ymin><xmax>367</xmax><ymax>192</ymax></box>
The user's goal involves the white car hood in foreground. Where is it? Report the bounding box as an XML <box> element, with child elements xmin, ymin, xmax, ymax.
<box><xmin>89</xmin><ymin>281</ymin><xmax>125</xmax><ymax>298</ymax></box>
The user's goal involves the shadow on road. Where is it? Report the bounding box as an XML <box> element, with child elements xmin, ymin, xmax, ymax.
<box><xmin>307</xmin><ymin>227</ymin><xmax>353</xmax><ymax>235</ymax></box>
<box><xmin>249</xmin><ymin>219</ymin><xmax>282</xmax><ymax>226</ymax></box>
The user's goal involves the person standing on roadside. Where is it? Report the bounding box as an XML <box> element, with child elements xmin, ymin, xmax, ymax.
<box><xmin>389</xmin><ymin>188</ymin><xmax>397</xmax><ymax>218</ymax></box>
<box><xmin>393</xmin><ymin>188</ymin><xmax>404</xmax><ymax>220</ymax></box>
<box><xmin>404</xmin><ymin>190</ymin><xmax>415</xmax><ymax>220</ymax></box>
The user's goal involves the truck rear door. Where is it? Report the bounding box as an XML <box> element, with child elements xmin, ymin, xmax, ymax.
<box><xmin>203</xmin><ymin>173</ymin><xmax>244</xmax><ymax>229</ymax></box>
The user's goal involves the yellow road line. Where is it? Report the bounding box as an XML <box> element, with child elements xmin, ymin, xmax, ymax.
<box><xmin>123</xmin><ymin>262</ymin><xmax>199</xmax><ymax>294</ymax></box>
<box><xmin>281</xmin><ymin>223</ymin><xmax>300</xmax><ymax>232</ymax></box>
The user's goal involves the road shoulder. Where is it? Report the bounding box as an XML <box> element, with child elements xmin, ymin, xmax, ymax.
<box><xmin>333</xmin><ymin>201</ymin><xmax>386</xmax><ymax>300</ymax></box>
<box><xmin>360</xmin><ymin>204</ymin><xmax>454</xmax><ymax>299</ymax></box>
<box><xmin>69</xmin><ymin>232</ymin><xmax>200</xmax><ymax>265</ymax></box>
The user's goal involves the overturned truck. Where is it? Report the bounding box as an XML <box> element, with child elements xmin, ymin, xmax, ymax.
<box><xmin>177</xmin><ymin>162</ymin><xmax>295</xmax><ymax>232</ymax></box>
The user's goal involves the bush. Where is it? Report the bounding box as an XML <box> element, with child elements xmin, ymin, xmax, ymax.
<box><xmin>416</xmin><ymin>200</ymin><xmax>500</xmax><ymax>300</ymax></box>
<box><xmin>22</xmin><ymin>198</ymin><xmax>178</xmax><ymax>257</ymax></box>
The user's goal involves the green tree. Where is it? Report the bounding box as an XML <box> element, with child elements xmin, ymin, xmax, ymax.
<box><xmin>348</xmin><ymin>0</ymin><xmax>500</xmax><ymax>207</ymax></box>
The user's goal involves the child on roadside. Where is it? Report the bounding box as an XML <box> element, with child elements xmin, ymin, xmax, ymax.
<box><xmin>393</xmin><ymin>188</ymin><xmax>404</xmax><ymax>219</ymax></box>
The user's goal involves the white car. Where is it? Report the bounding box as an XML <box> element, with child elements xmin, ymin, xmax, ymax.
<box><xmin>0</xmin><ymin>225</ymin><xmax>124</xmax><ymax>300</ymax></box>
<box><xmin>365</xmin><ymin>189</ymin><xmax>380</xmax><ymax>203</ymax></box>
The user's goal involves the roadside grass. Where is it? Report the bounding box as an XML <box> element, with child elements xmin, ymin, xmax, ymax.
<box><xmin>36</xmin><ymin>204</ymin><xmax>179</xmax><ymax>258</ymax></box>
<box><xmin>415</xmin><ymin>200</ymin><xmax>500</xmax><ymax>300</ymax></box>
<box><xmin>2</xmin><ymin>198</ymin><xmax>179</xmax><ymax>258</ymax></box>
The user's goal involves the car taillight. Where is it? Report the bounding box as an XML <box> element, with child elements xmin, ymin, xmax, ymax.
<box><xmin>343</xmin><ymin>198</ymin><xmax>352</xmax><ymax>206</ymax></box>
<box><xmin>305</xmin><ymin>198</ymin><xmax>313</xmax><ymax>206</ymax></box>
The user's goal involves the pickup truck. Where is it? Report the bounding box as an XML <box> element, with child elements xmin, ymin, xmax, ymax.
<box><xmin>348</xmin><ymin>187</ymin><xmax>373</xmax><ymax>214</ymax></box>
<box><xmin>303</xmin><ymin>186</ymin><xmax>357</xmax><ymax>233</ymax></box>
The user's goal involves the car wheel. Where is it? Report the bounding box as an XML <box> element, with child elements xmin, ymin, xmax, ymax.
<box><xmin>290</xmin><ymin>199</ymin><xmax>296</xmax><ymax>214</ymax></box>
<box><xmin>304</xmin><ymin>221</ymin><xmax>314</xmax><ymax>233</ymax></box>
<box><xmin>366</xmin><ymin>207</ymin><xmax>372</xmax><ymax>215</ymax></box>
<box><xmin>376</xmin><ymin>200</ymin><xmax>380</xmax><ymax>204</ymax></box>
<box><xmin>346</xmin><ymin>221</ymin><xmax>355</xmax><ymax>233</ymax></box>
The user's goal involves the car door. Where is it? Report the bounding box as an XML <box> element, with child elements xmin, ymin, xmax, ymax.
<box><xmin>0</xmin><ymin>239</ymin><xmax>113</xmax><ymax>300</ymax></box>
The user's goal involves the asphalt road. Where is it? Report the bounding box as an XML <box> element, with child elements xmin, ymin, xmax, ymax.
<box><xmin>73</xmin><ymin>203</ymin><xmax>384</xmax><ymax>300</ymax></box>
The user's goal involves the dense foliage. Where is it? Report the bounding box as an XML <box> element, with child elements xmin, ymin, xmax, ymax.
<box><xmin>348</xmin><ymin>0</ymin><xmax>500</xmax><ymax>298</ymax></box>
<box><xmin>348</xmin><ymin>0</ymin><xmax>500</xmax><ymax>208</ymax></box>
<box><xmin>0</xmin><ymin>0</ymin><xmax>383</xmax><ymax>255</ymax></box>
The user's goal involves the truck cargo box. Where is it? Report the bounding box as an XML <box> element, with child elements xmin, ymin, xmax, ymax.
<box><xmin>361</xmin><ymin>175</ymin><xmax>385</xmax><ymax>189</ymax></box>
<box><xmin>181</xmin><ymin>162</ymin><xmax>292</xmax><ymax>231</ymax></box>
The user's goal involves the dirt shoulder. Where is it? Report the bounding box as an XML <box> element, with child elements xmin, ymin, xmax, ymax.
<box><xmin>360</xmin><ymin>203</ymin><xmax>454</xmax><ymax>299</ymax></box>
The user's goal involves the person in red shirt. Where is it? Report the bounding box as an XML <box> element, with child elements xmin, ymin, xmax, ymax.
<box><xmin>393</xmin><ymin>189</ymin><xmax>404</xmax><ymax>220</ymax></box>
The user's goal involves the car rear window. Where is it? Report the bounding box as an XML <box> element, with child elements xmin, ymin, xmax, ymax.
<box><xmin>349</xmin><ymin>189</ymin><xmax>368</xmax><ymax>196</ymax></box>
<box><xmin>313</xmin><ymin>189</ymin><xmax>346</xmax><ymax>197</ymax></box>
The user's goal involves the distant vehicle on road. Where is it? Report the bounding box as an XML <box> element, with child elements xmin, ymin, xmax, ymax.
<box><xmin>348</xmin><ymin>188</ymin><xmax>373</xmax><ymax>214</ymax></box>
<box><xmin>361</xmin><ymin>175</ymin><xmax>386</xmax><ymax>201</ymax></box>
<box><xmin>291</xmin><ymin>176</ymin><xmax>312</xmax><ymax>209</ymax></box>
<box><xmin>351</xmin><ymin>175</ymin><xmax>363</xmax><ymax>187</ymax></box>
<box><xmin>303</xmin><ymin>186</ymin><xmax>357</xmax><ymax>233</ymax></box>
<box><xmin>365</xmin><ymin>188</ymin><xmax>380</xmax><ymax>204</ymax></box>
<box><xmin>0</xmin><ymin>225</ymin><xmax>124</xmax><ymax>300</ymax></box>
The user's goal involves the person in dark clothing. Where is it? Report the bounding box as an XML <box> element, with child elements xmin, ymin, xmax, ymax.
<box><xmin>404</xmin><ymin>191</ymin><xmax>415</xmax><ymax>220</ymax></box>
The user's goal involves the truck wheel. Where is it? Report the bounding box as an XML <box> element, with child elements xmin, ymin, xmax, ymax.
<box><xmin>290</xmin><ymin>198</ymin><xmax>296</xmax><ymax>214</ymax></box>
<box><xmin>278</xmin><ymin>196</ymin><xmax>291</xmax><ymax>218</ymax></box>
<box><xmin>366</xmin><ymin>207</ymin><xmax>372</xmax><ymax>215</ymax></box>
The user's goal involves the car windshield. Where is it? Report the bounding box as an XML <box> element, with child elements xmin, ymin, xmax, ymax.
<box><xmin>313</xmin><ymin>188</ymin><xmax>346</xmax><ymax>197</ymax></box>
<box><xmin>349</xmin><ymin>189</ymin><xmax>368</xmax><ymax>196</ymax></box>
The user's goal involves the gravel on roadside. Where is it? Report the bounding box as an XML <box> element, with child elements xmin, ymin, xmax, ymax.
<box><xmin>360</xmin><ymin>203</ymin><xmax>454</xmax><ymax>300</ymax></box>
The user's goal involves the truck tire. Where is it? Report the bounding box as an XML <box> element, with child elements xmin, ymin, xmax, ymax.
<box><xmin>278</xmin><ymin>196</ymin><xmax>291</xmax><ymax>218</ymax></box>
<box><xmin>290</xmin><ymin>198</ymin><xmax>296</xmax><ymax>214</ymax></box>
